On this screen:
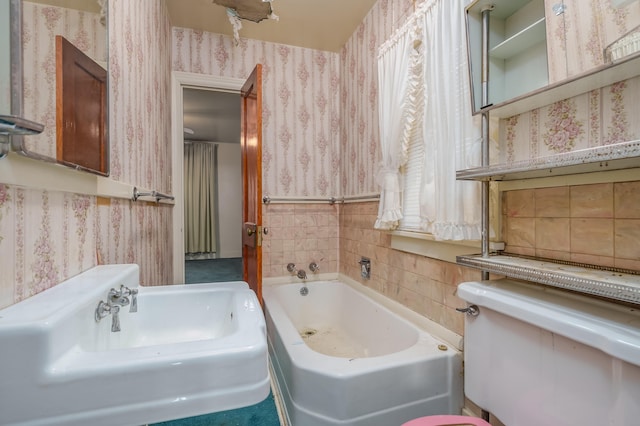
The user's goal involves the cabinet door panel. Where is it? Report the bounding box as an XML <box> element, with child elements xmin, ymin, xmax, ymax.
<box><xmin>560</xmin><ymin>0</ymin><xmax>640</xmax><ymax>80</ymax></box>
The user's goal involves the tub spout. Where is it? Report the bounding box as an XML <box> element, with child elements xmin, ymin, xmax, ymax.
<box><xmin>297</xmin><ymin>269</ymin><xmax>307</xmax><ymax>280</ymax></box>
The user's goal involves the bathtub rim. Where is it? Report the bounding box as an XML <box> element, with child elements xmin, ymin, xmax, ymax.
<box><xmin>263</xmin><ymin>272</ymin><xmax>463</xmax><ymax>352</ymax></box>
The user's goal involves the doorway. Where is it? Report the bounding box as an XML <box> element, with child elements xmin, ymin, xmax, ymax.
<box><xmin>182</xmin><ymin>88</ymin><xmax>242</xmax><ymax>283</ymax></box>
<box><xmin>171</xmin><ymin>73</ymin><xmax>245</xmax><ymax>284</ymax></box>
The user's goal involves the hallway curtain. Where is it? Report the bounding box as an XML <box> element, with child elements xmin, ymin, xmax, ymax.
<box><xmin>418</xmin><ymin>0</ymin><xmax>482</xmax><ymax>240</ymax></box>
<box><xmin>373</xmin><ymin>17</ymin><xmax>423</xmax><ymax>230</ymax></box>
<box><xmin>184</xmin><ymin>142</ymin><xmax>218</xmax><ymax>254</ymax></box>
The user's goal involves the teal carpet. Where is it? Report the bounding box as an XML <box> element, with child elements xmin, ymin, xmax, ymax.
<box><xmin>150</xmin><ymin>392</ymin><xmax>281</xmax><ymax>426</ymax></box>
<box><xmin>185</xmin><ymin>258</ymin><xmax>243</xmax><ymax>284</ymax></box>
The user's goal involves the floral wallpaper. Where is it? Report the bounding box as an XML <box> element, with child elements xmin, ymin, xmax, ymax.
<box><xmin>173</xmin><ymin>28</ymin><xmax>342</xmax><ymax>198</ymax></box>
<box><xmin>21</xmin><ymin>1</ymin><xmax>107</xmax><ymax>158</ymax></box>
<box><xmin>0</xmin><ymin>0</ymin><xmax>173</xmax><ymax>309</ymax></box>
<box><xmin>340</xmin><ymin>0</ymin><xmax>418</xmax><ymax>196</ymax></box>
<box><xmin>172</xmin><ymin>0</ymin><xmax>420</xmax><ymax>199</ymax></box>
<box><xmin>498</xmin><ymin>76</ymin><xmax>640</xmax><ymax>163</ymax></box>
<box><xmin>4</xmin><ymin>0</ymin><xmax>640</xmax><ymax>312</ymax></box>
<box><xmin>546</xmin><ymin>0</ymin><xmax>640</xmax><ymax>83</ymax></box>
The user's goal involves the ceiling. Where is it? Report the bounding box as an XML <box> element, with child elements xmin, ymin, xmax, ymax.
<box><xmin>183</xmin><ymin>89</ymin><xmax>240</xmax><ymax>143</ymax></box>
<box><xmin>166</xmin><ymin>0</ymin><xmax>378</xmax><ymax>53</ymax></box>
<box><xmin>175</xmin><ymin>0</ymin><xmax>378</xmax><ymax>143</ymax></box>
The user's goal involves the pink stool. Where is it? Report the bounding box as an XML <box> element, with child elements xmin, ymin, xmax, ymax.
<box><xmin>402</xmin><ymin>414</ymin><xmax>491</xmax><ymax>426</ymax></box>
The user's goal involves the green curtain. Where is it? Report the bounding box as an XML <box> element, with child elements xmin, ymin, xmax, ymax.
<box><xmin>184</xmin><ymin>142</ymin><xmax>217</xmax><ymax>255</ymax></box>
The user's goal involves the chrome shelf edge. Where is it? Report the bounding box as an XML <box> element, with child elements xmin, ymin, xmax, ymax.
<box><xmin>457</xmin><ymin>139</ymin><xmax>640</xmax><ymax>181</ymax></box>
<box><xmin>457</xmin><ymin>254</ymin><xmax>640</xmax><ymax>305</ymax></box>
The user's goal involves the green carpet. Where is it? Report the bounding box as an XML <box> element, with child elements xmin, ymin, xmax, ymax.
<box><xmin>185</xmin><ymin>258</ymin><xmax>243</xmax><ymax>284</ymax></box>
<box><xmin>150</xmin><ymin>392</ymin><xmax>281</xmax><ymax>426</ymax></box>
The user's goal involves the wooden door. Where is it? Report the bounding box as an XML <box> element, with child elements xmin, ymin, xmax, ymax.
<box><xmin>240</xmin><ymin>65</ymin><xmax>263</xmax><ymax>303</ymax></box>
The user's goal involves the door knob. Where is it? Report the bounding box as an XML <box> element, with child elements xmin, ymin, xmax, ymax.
<box><xmin>246</xmin><ymin>227</ymin><xmax>255</xmax><ymax>236</ymax></box>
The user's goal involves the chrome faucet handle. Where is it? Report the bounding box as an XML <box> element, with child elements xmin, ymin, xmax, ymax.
<box><xmin>95</xmin><ymin>300</ymin><xmax>111</xmax><ymax>322</ymax></box>
<box><xmin>110</xmin><ymin>305</ymin><xmax>121</xmax><ymax>332</ymax></box>
<box><xmin>129</xmin><ymin>288</ymin><xmax>138</xmax><ymax>313</ymax></box>
<box><xmin>286</xmin><ymin>263</ymin><xmax>296</xmax><ymax>273</ymax></box>
<box><xmin>109</xmin><ymin>293</ymin><xmax>130</xmax><ymax>307</ymax></box>
<box><xmin>309</xmin><ymin>262</ymin><xmax>319</xmax><ymax>273</ymax></box>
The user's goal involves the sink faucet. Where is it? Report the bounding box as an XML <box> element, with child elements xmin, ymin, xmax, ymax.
<box><xmin>95</xmin><ymin>300</ymin><xmax>121</xmax><ymax>332</ymax></box>
<box><xmin>95</xmin><ymin>285</ymin><xmax>139</xmax><ymax>333</ymax></box>
<box><xmin>108</xmin><ymin>285</ymin><xmax>138</xmax><ymax>312</ymax></box>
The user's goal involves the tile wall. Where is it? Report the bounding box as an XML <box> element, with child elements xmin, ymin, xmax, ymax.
<box><xmin>503</xmin><ymin>181</ymin><xmax>640</xmax><ymax>271</ymax></box>
<box><xmin>262</xmin><ymin>203</ymin><xmax>339</xmax><ymax>278</ymax></box>
<box><xmin>339</xmin><ymin>202</ymin><xmax>482</xmax><ymax>337</ymax></box>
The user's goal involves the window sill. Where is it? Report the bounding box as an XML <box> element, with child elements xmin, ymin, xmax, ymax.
<box><xmin>390</xmin><ymin>230</ymin><xmax>504</xmax><ymax>263</ymax></box>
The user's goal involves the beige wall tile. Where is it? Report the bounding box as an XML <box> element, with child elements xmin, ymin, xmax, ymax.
<box><xmin>570</xmin><ymin>183</ymin><xmax>614</xmax><ymax>218</ymax></box>
<box><xmin>615</xmin><ymin>181</ymin><xmax>640</xmax><ymax>219</ymax></box>
<box><xmin>536</xmin><ymin>218</ymin><xmax>571</xmax><ymax>251</ymax></box>
<box><xmin>615</xmin><ymin>219</ymin><xmax>640</xmax><ymax>260</ymax></box>
<box><xmin>571</xmin><ymin>218</ymin><xmax>614</xmax><ymax>256</ymax></box>
<box><xmin>615</xmin><ymin>257</ymin><xmax>640</xmax><ymax>272</ymax></box>
<box><xmin>535</xmin><ymin>186</ymin><xmax>570</xmax><ymax>217</ymax></box>
<box><xmin>504</xmin><ymin>189</ymin><xmax>535</xmax><ymax>217</ymax></box>
<box><xmin>535</xmin><ymin>249</ymin><xmax>572</xmax><ymax>262</ymax></box>
<box><xmin>506</xmin><ymin>217</ymin><xmax>536</xmax><ymax>247</ymax></box>
<box><xmin>570</xmin><ymin>253</ymin><xmax>615</xmax><ymax>268</ymax></box>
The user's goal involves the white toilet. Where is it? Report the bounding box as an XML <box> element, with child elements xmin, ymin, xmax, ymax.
<box><xmin>405</xmin><ymin>278</ymin><xmax>640</xmax><ymax>426</ymax></box>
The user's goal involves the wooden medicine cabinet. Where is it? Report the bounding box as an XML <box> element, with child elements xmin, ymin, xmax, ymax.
<box><xmin>56</xmin><ymin>35</ymin><xmax>108</xmax><ymax>176</ymax></box>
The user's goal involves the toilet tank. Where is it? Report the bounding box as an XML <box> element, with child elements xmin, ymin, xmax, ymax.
<box><xmin>458</xmin><ymin>279</ymin><xmax>640</xmax><ymax>426</ymax></box>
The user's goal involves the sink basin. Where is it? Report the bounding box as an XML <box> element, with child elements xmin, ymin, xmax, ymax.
<box><xmin>0</xmin><ymin>265</ymin><xmax>269</xmax><ymax>426</ymax></box>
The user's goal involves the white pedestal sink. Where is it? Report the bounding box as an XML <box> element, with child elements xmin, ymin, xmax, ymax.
<box><xmin>0</xmin><ymin>264</ymin><xmax>270</xmax><ymax>426</ymax></box>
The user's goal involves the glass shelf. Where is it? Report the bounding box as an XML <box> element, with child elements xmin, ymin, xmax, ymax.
<box><xmin>457</xmin><ymin>253</ymin><xmax>640</xmax><ymax>305</ymax></box>
<box><xmin>457</xmin><ymin>139</ymin><xmax>640</xmax><ymax>181</ymax></box>
<box><xmin>490</xmin><ymin>17</ymin><xmax>546</xmax><ymax>59</ymax></box>
<box><xmin>481</xmin><ymin>52</ymin><xmax>640</xmax><ymax>118</ymax></box>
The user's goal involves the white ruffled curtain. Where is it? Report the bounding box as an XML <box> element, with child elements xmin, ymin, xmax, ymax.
<box><xmin>419</xmin><ymin>0</ymin><xmax>482</xmax><ymax>240</ymax></box>
<box><xmin>374</xmin><ymin>21</ymin><xmax>423</xmax><ymax>230</ymax></box>
<box><xmin>374</xmin><ymin>0</ymin><xmax>482</xmax><ymax>240</ymax></box>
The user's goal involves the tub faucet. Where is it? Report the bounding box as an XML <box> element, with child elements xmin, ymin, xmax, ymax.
<box><xmin>309</xmin><ymin>262</ymin><xmax>319</xmax><ymax>273</ymax></box>
<box><xmin>297</xmin><ymin>269</ymin><xmax>307</xmax><ymax>280</ymax></box>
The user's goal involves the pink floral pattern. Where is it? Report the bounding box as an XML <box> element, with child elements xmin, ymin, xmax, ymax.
<box><xmin>530</xmin><ymin>110</ymin><xmax>539</xmax><ymax>159</ymax></box>
<box><xmin>4</xmin><ymin>0</ymin><xmax>639</xmax><ymax>310</ymax></box>
<box><xmin>174</xmin><ymin>23</ymin><xmax>341</xmax><ymax>198</ymax></box>
<box><xmin>72</xmin><ymin>196</ymin><xmax>91</xmax><ymax>265</ymax></box>
<box><xmin>543</xmin><ymin>99</ymin><xmax>584</xmax><ymax>153</ymax></box>
<box><xmin>604</xmin><ymin>81</ymin><xmax>630</xmax><ymax>145</ymax></box>
<box><xmin>31</xmin><ymin>192</ymin><xmax>59</xmax><ymax>295</ymax></box>
<box><xmin>1</xmin><ymin>0</ymin><xmax>174</xmax><ymax>309</ymax></box>
<box><xmin>505</xmin><ymin>115</ymin><xmax>519</xmax><ymax>163</ymax></box>
<box><xmin>0</xmin><ymin>185</ymin><xmax>10</xmax><ymax>244</ymax></box>
<box><xmin>589</xmin><ymin>90</ymin><xmax>601</xmax><ymax>147</ymax></box>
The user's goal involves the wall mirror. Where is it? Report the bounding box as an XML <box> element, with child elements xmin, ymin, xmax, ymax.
<box><xmin>8</xmin><ymin>0</ymin><xmax>109</xmax><ymax>175</ymax></box>
<box><xmin>466</xmin><ymin>0</ymin><xmax>640</xmax><ymax>116</ymax></box>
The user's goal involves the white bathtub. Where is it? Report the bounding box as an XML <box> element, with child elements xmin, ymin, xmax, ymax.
<box><xmin>263</xmin><ymin>280</ymin><xmax>463</xmax><ymax>426</ymax></box>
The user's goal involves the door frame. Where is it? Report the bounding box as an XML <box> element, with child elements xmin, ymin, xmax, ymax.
<box><xmin>170</xmin><ymin>71</ymin><xmax>244</xmax><ymax>284</ymax></box>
